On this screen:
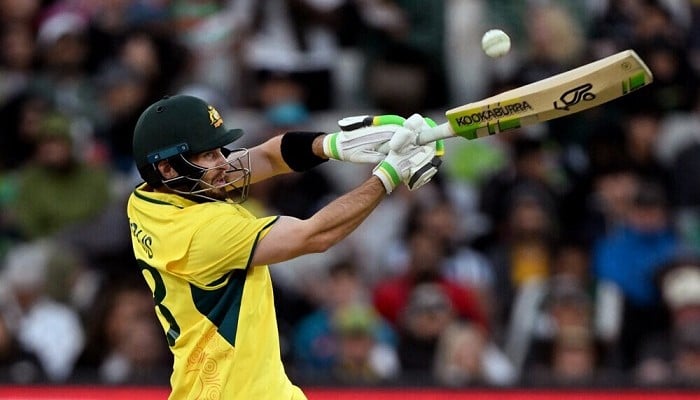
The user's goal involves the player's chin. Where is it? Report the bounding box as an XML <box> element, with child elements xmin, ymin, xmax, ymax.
<box><xmin>204</xmin><ymin>187</ymin><xmax>229</xmax><ymax>201</ymax></box>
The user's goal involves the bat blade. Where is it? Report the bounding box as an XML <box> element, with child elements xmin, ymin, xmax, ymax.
<box><xmin>419</xmin><ymin>50</ymin><xmax>653</xmax><ymax>143</ymax></box>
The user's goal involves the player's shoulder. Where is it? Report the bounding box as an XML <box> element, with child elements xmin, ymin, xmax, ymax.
<box><xmin>128</xmin><ymin>184</ymin><xmax>193</xmax><ymax>209</ymax></box>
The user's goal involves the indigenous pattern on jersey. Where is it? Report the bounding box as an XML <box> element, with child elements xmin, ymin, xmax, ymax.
<box><xmin>127</xmin><ymin>183</ymin><xmax>306</xmax><ymax>400</ymax></box>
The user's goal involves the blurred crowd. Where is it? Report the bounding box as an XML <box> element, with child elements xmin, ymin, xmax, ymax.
<box><xmin>1</xmin><ymin>0</ymin><xmax>700</xmax><ymax>390</ymax></box>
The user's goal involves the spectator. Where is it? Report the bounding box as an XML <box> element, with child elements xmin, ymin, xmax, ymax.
<box><xmin>93</xmin><ymin>61</ymin><xmax>152</xmax><ymax>174</ymax></box>
<box><xmin>552</xmin><ymin>327</ymin><xmax>597</xmax><ymax>385</ymax></box>
<box><xmin>588</xmin><ymin>0</ymin><xmax>645</xmax><ymax>57</ymax></box>
<box><xmin>91</xmin><ymin>27</ymin><xmax>189</xmax><ymax>174</ymax></box>
<box><xmin>291</xmin><ymin>261</ymin><xmax>396</xmax><ymax>379</ymax></box>
<box><xmin>655</xmin><ymin>95</ymin><xmax>700</xmax><ymax>254</ymax></box>
<box><xmin>514</xmin><ymin>2</ymin><xmax>586</xmax><ymax>85</ymax></box>
<box><xmin>83</xmin><ymin>0</ymin><xmax>169</xmax><ymax>76</ymax></box>
<box><xmin>592</xmin><ymin>180</ymin><xmax>680</xmax><ymax>370</ymax></box>
<box><xmin>256</xmin><ymin>74</ymin><xmax>311</xmax><ymax>131</ymax></box>
<box><xmin>225</xmin><ymin>0</ymin><xmax>347</xmax><ymax>111</ymax></box>
<box><xmin>357</xmin><ymin>0</ymin><xmax>448</xmax><ymax>115</ymax></box>
<box><xmin>0</xmin><ymin>0</ymin><xmax>41</xmax><ymax>26</ymax></box>
<box><xmin>485</xmin><ymin>186</ymin><xmax>560</xmax><ymax>335</ymax></box>
<box><xmin>526</xmin><ymin>325</ymin><xmax>601</xmax><ymax>387</ymax></box>
<box><xmin>0</xmin><ymin>23</ymin><xmax>37</xmax><ymax>106</ymax></box>
<box><xmin>383</xmin><ymin>194</ymin><xmax>496</xmax><ymax>325</ymax></box>
<box><xmin>575</xmin><ymin>163</ymin><xmax>641</xmax><ymax>245</ymax></box>
<box><xmin>168</xmin><ymin>0</ymin><xmax>238</xmax><ymax>100</ymax></box>
<box><xmin>504</xmin><ymin>241</ymin><xmax>598</xmax><ymax>375</ymax></box>
<box><xmin>76</xmin><ymin>277</ymin><xmax>170</xmax><ymax>384</ymax></box>
<box><xmin>395</xmin><ymin>283</ymin><xmax>457</xmax><ymax>379</ymax></box>
<box><xmin>0</xmin><ymin>239</ymin><xmax>85</xmax><ymax>382</ymax></box>
<box><xmin>0</xmin><ymin>310</ymin><xmax>45</xmax><ymax>383</ymax></box>
<box><xmin>620</xmin><ymin>108</ymin><xmax>670</xmax><ymax>188</ymax></box>
<box><xmin>330</xmin><ymin>303</ymin><xmax>400</xmax><ymax>385</ymax></box>
<box><xmin>9</xmin><ymin>111</ymin><xmax>110</xmax><ymax>240</ymax></box>
<box><xmin>0</xmin><ymin>90</ymin><xmax>52</xmax><ymax>172</ymax></box>
<box><xmin>372</xmin><ymin>227</ymin><xmax>488</xmax><ymax>331</ymax></box>
<box><xmin>618</xmin><ymin>0</ymin><xmax>699</xmax><ymax>115</ymax></box>
<box><xmin>115</xmin><ymin>28</ymin><xmax>187</xmax><ymax>102</ymax></box>
<box><xmin>635</xmin><ymin>38</ymin><xmax>699</xmax><ymax>114</ymax></box>
<box><xmin>634</xmin><ymin>256</ymin><xmax>700</xmax><ymax>386</ymax></box>
<box><xmin>433</xmin><ymin>321</ymin><xmax>517</xmax><ymax>387</ymax></box>
<box><xmin>478</xmin><ymin>135</ymin><xmax>562</xmax><ymax>251</ymax></box>
<box><xmin>31</xmin><ymin>9</ymin><xmax>103</xmax><ymax>132</ymax></box>
<box><xmin>520</xmin><ymin>277</ymin><xmax>622</xmax><ymax>387</ymax></box>
<box><xmin>656</xmin><ymin>94</ymin><xmax>700</xmax><ymax>208</ymax></box>
<box><xmin>670</xmin><ymin>321</ymin><xmax>700</xmax><ymax>387</ymax></box>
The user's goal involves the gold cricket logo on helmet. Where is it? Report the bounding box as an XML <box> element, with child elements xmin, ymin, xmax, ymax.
<box><xmin>207</xmin><ymin>105</ymin><xmax>223</xmax><ymax>128</ymax></box>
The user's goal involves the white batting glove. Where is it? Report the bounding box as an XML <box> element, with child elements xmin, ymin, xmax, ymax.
<box><xmin>374</xmin><ymin>113</ymin><xmax>445</xmax><ymax>157</ymax></box>
<box><xmin>372</xmin><ymin>127</ymin><xmax>442</xmax><ymax>194</ymax></box>
<box><xmin>323</xmin><ymin>114</ymin><xmax>444</xmax><ymax>164</ymax></box>
<box><xmin>323</xmin><ymin>115</ymin><xmax>401</xmax><ymax>163</ymax></box>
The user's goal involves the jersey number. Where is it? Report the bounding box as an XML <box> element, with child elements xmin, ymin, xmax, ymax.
<box><xmin>138</xmin><ymin>260</ymin><xmax>181</xmax><ymax>346</ymax></box>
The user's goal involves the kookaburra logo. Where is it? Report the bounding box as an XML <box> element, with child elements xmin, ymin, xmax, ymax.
<box><xmin>554</xmin><ymin>83</ymin><xmax>596</xmax><ymax>111</ymax></box>
<box><xmin>208</xmin><ymin>106</ymin><xmax>223</xmax><ymax>128</ymax></box>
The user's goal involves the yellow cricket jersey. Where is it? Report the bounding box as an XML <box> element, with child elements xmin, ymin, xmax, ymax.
<box><xmin>126</xmin><ymin>183</ymin><xmax>306</xmax><ymax>400</ymax></box>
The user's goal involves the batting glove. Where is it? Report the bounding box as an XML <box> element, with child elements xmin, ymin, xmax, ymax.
<box><xmin>372</xmin><ymin>127</ymin><xmax>442</xmax><ymax>194</ymax></box>
<box><xmin>323</xmin><ymin>114</ymin><xmax>445</xmax><ymax>164</ymax></box>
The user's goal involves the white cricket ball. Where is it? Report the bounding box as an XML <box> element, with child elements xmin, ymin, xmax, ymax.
<box><xmin>481</xmin><ymin>29</ymin><xmax>511</xmax><ymax>58</ymax></box>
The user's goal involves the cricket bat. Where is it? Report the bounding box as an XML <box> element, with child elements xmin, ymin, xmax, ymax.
<box><xmin>416</xmin><ymin>49</ymin><xmax>653</xmax><ymax>144</ymax></box>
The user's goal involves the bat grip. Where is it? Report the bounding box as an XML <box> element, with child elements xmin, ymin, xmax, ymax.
<box><xmin>418</xmin><ymin>123</ymin><xmax>455</xmax><ymax>145</ymax></box>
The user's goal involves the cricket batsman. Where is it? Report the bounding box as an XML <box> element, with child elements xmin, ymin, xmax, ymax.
<box><xmin>126</xmin><ymin>94</ymin><xmax>440</xmax><ymax>399</ymax></box>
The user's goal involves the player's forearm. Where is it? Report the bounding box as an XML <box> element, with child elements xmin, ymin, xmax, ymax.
<box><xmin>248</xmin><ymin>136</ymin><xmax>292</xmax><ymax>183</ymax></box>
<box><xmin>305</xmin><ymin>176</ymin><xmax>385</xmax><ymax>251</ymax></box>
<box><xmin>251</xmin><ymin>176</ymin><xmax>385</xmax><ymax>266</ymax></box>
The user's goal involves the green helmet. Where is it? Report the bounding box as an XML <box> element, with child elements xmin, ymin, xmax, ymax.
<box><xmin>133</xmin><ymin>95</ymin><xmax>249</xmax><ymax>201</ymax></box>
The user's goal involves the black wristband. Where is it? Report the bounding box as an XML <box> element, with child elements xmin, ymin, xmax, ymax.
<box><xmin>280</xmin><ymin>131</ymin><xmax>328</xmax><ymax>172</ymax></box>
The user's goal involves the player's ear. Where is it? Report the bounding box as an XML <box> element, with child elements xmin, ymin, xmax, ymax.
<box><xmin>157</xmin><ymin>159</ymin><xmax>178</xmax><ymax>179</ymax></box>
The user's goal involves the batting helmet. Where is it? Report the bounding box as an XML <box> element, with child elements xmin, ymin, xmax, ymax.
<box><xmin>133</xmin><ymin>95</ymin><xmax>250</xmax><ymax>202</ymax></box>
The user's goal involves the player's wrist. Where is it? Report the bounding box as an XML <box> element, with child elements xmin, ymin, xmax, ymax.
<box><xmin>372</xmin><ymin>160</ymin><xmax>402</xmax><ymax>194</ymax></box>
<box><xmin>322</xmin><ymin>133</ymin><xmax>340</xmax><ymax>160</ymax></box>
<box><xmin>313</xmin><ymin>134</ymin><xmax>329</xmax><ymax>159</ymax></box>
<box><xmin>368</xmin><ymin>174</ymin><xmax>391</xmax><ymax>195</ymax></box>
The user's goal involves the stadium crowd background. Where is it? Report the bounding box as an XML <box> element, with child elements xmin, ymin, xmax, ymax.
<box><xmin>0</xmin><ymin>0</ymin><xmax>699</xmax><ymax>390</ymax></box>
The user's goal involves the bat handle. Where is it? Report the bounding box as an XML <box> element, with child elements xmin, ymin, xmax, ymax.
<box><xmin>418</xmin><ymin>123</ymin><xmax>456</xmax><ymax>145</ymax></box>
